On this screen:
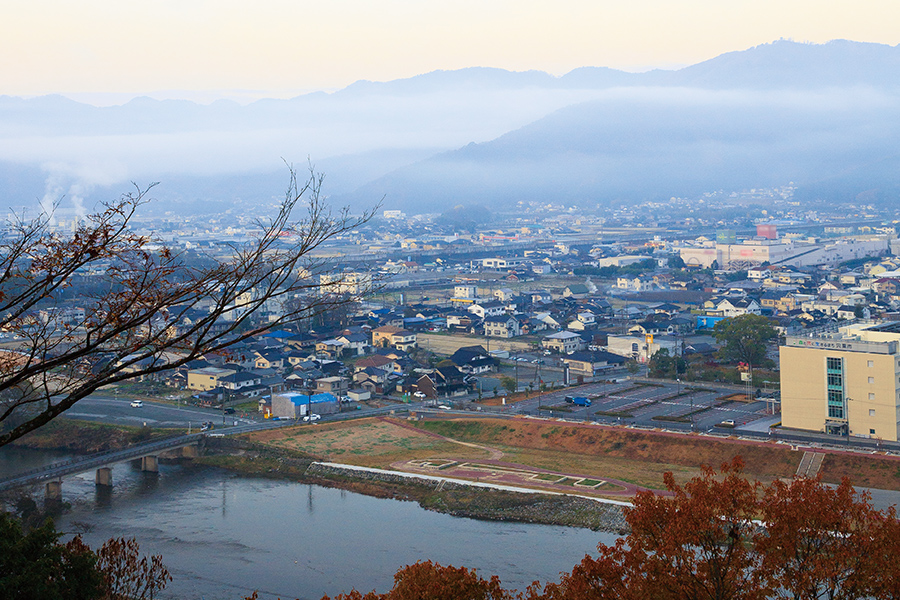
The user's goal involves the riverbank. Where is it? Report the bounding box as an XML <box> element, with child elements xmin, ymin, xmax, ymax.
<box><xmin>10</xmin><ymin>419</ymin><xmax>177</xmax><ymax>453</ymax></box>
<box><xmin>199</xmin><ymin>436</ymin><xmax>629</xmax><ymax>532</ymax></box>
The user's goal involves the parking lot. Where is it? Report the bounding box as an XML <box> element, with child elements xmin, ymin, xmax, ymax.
<box><xmin>511</xmin><ymin>379</ymin><xmax>779</xmax><ymax>434</ymax></box>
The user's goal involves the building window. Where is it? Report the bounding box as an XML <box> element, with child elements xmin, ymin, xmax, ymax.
<box><xmin>870</xmin><ymin>409</ymin><xmax>876</xmax><ymax>417</ymax></box>
<box><xmin>868</xmin><ymin>377</ymin><xmax>875</xmax><ymax>384</ymax></box>
<box><xmin>868</xmin><ymin>360</ymin><xmax>874</xmax><ymax>367</ymax></box>
<box><xmin>870</xmin><ymin>429</ymin><xmax>876</xmax><ymax>435</ymax></box>
<box><xmin>825</xmin><ymin>357</ymin><xmax>844</xmax><ymax>419</ymax></box>
<box><xmin>869</xmin><ymin>393</ymin><xmax>876</xmax><ymax>400</ymax></box>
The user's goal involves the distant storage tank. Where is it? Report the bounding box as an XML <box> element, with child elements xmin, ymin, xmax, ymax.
<box><xmin>757</xmin><ymin>224</ymin><xmax>777</xmax><ymax>240</ymax></box>
<box><xmin>716</xmin><ymin>230</ymin><xmax>736</xmax><ymax>244</ymax></box>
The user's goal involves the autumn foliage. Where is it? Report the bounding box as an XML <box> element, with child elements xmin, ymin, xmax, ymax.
<box><xmin>0</xmin><ymin>513</ymin><xmax>170</xmax><ymax>600</ymax></box>
<box><xmin>316</xmin><ymin>458</ymin><xmax>900</xmax><ymax>600</ymax></box>
<box><xmin>323</xmin><ymin>560</ymin><xmax>512</xmax><ymax>600</ymax></box>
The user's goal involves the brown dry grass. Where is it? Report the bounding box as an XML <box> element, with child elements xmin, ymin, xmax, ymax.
<box><xmin>245</xmin><ymin>418</ymin><xmax>488</xmax><ymax>468</ymax></box>
<box><xmin>416</xmin><ymin>418</ymin><xmax>801</xmax><ymax>488</ymax></box>
<box><xmin>820</xmin><ymin>452</ymin><xmax>900</xmax><ymax>490</ymax></box>
<box><xmin>475</xmin><ymin>391</ymin><xmax>532</xmax><ymax>406</ymax></box>
<box><xmin>244</xmin><ymin>416</ymin><xmax>900</xmax><ymax>493</ymax></box>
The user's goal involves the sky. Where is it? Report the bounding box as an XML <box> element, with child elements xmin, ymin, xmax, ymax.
<box><xmin>2</xmin><ymin>0</ymin><xmax>899</xmax><ymax>104</ymax></box>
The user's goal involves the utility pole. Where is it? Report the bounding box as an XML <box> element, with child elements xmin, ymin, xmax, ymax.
<box><xmin>515</xmin><ymin>351</ymin><xmax>519</xmax><ymax>394</ymax></box>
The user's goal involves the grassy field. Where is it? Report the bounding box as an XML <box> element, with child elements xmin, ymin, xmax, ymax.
<box><xmin>243</xmin><ymin>415</ymin><xmax>900</xmax><ymax>493</ymax></box>
<box><xmin>245</xmin><ymin>418</ymin><xmax>487</xmax><ymax>468</ymax></box>
<box><xmin>413</xmin><ymin>418</ymin><xmax>900</xmax><ymax>491</ymax></box>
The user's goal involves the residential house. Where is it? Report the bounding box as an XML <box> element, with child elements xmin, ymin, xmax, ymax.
<box><xmin>714</xmin><ymin>298</ymin><xmax>761</xmax><ymax>317</ymax></box>
<box><xmin>187</xmin><ymin>366</ymin><xmax>236</xmax><ymax>391</ymax></box>
<box><xmin>607</xmin><ymin>334</ymin><xmax>679</xmax><ymax>363</ymax></box>
<box><xmin>542</xmin><ymin>331</ymin><xmax>586</xmax><ymax>354</ymax></box>
<box><xmin>315</xmin><ymin>339</ymin><xmax>346</xmax><ymax>359</ymax></box>
<box><xmin>316</xmin><ymin>376</ymin><xmax>348</xmax><ymax>397</ymax></box>
<box><xmin>563</xmin><ymin>284</ymin><xmax>590</xmax><ymax>298</ymax></box>
<box><xmin>355</xmin><ymin>354</ymin><xmax>400</xmax><ymax>374</ymax></box>
<box><xmin>254</xmin><ymin>350</ymin><xmax>286</xmax><ymax>370</ymax></box>
<box><xmin>453</xmin><ymin>284</ymin><xmax>478</xmax><ymax>299</ymax></box>
<box><xmin>562</xmin><ymin>350</ymin><xmax>626</xmax><ymax>377</ymax></box>
<box><xmin>449</xmin><ymin>346</ymin><xmax>498</xmax><ymax>374</ymax></box>
<box><xmin>567</xmin><ymin>311</ymin><xmax>596</xmax><ymax>331</ymax></box>
<box><xmin>483</xmin><ymin>315</ymin><xmax>521</xmax><ymax>338</ymax></box>
<box><xmin>414</xmin><ymin>366</ymin><xmax>469</xmax><ymax>398</ymax></box>
<box><xmin>468</xmin><ymin>301</ymin><xmax>506</xmax><ymax>319</ymax></box>
<box><xmin>371</xmin><ymin>326</ymin><xmax>418</xmax><ymax>351</ymax></box>
<box><xmin>616</xmin><ymin>276</ymin><xmax>656</xmax><ymax>292</ymax></box>
<box><xmin>336</xmin><ymin>332</ymin><xmax>370</xmax><ymax>356</ymax></box>
<box><xmin>493</xmin><ymin>288</ymin><xmax>516</xmax><ymax>302</ymax></box>
<box><xmin>219</xmin><ymin>371</ymin><xmax>263</xmax><ymax>394</ymax></box>
<box><xmin>530</xmin><ymin>290</ymin><xmax>553</xmax><ymax>305</ymax></box>
<box><xmin>353</xmin><ymin>366</ymin><xmax>391</xmax><ymax>394</ymax></box>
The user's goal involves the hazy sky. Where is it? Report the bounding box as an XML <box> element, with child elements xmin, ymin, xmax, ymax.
<box><xmin>2</xmin><ymin>0</ymin><xmax>899</xmax><ymax>103</ymax></box>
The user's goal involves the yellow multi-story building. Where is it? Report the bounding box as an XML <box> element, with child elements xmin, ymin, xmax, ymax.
<box><xmin>780</xmin><ymin>322</ymin><xmax>900</xmax><ymax>441</ymax></box>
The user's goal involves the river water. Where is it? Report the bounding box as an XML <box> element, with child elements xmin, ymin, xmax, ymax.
<box><xmin>1</xmin><ymin>449</ymin><xmax>615</xmax><ymax>599</ymax></box>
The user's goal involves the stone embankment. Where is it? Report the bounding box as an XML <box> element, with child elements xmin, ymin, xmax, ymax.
<box><xmin>305</xmin><ymin>462</ymin><xmax>629</xmax><ymax>533</ymax></box>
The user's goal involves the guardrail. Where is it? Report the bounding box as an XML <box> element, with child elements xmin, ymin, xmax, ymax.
<box><xmin>0</xmin><ymin>419</ymin><xmax>295</xmax><ymax>492</ymax></box>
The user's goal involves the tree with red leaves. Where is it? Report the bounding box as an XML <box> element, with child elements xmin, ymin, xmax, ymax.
<box><xmin>529</xmin><ymin>458</ymin><xmax>900</xmax><ymax>600</ymax></box>
<box><xmin>322</xmin><ymin>560</ymin><xmax>513</xmax><ymax>600</ymax></box>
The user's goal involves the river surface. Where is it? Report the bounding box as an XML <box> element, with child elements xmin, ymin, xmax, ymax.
<box><xmin>1</xmin><ymin>449</ymin><xmax>615</xmax><ymax>599</ymax></box>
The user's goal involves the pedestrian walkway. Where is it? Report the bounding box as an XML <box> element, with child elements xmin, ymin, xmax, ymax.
<box><xmin>796</xmin><ymin>451</ymin><xmax>825</xmax><ymax>478</ymax></box>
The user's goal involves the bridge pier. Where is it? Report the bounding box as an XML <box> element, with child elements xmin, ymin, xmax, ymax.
<box><xmin>141</xmin><ymin>455</ymin><xmax>159</xmax><ymax>473</ymax></box>
<box><xmin>181</xmin><ymin>445</ymin><xmax>199</xmax><ymax>459</ymax></box>
<box><xmin>45</xmin><ymin>480</ymin><xmax>62</xmax><ymax>501</ymax></box>
<box><xmin>95</xmin><ymin>467</ymin><xmax>113</xmax><ymax>487</ymax></box>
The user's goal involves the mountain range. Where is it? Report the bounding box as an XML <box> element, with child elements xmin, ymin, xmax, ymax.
<box><xmin>1</xmin><ymin>39</ymin><xmax>899</xmax><ymax>218</ymax></box>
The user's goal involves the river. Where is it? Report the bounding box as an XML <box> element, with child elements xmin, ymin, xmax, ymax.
<box><xmin>1</xmin><ymin>450</ymin><xmax>615</xmax><ymax>599</ymax></box>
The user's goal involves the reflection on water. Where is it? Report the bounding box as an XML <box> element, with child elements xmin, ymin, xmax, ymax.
<box><xmin>2</xmin><ymin>458</ymin><xmax>613</xmax><ymax>600</ymax></box>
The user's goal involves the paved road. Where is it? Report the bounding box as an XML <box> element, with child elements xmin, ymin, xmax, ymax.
<box><xmin>64</xmin><ymin>396</ymin><xmax>256</xmax><ymax>429</ymax></box>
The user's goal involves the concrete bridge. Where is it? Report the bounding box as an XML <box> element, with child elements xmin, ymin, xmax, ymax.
<box><xmin>0</xmin><ymin>420</ymin><xmax>288</xmax><ymax>500</ymax></box>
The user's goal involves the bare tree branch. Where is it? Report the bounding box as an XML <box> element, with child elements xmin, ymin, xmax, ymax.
<box><xmin>0</xmin><ymin>166</ymin><xmax>379</xmax><ymax>446</ymax></box>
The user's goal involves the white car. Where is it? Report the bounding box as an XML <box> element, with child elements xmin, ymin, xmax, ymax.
<box><xmin>130</xmin><ymin>400</ymin><xmax>143</xmax><ymax>408</ymax></box>
<box><xmin>413</xmin><ymin>391</ymin><xmax>427</xmax><ymax>399</ymax></box>
<box><xmin>437</xmin><ymin>405</ymin><xmax>451</xmax><ymax>410</ymax></box>
<box><xmin>303</xmin><ymin>414</ymin><xmax>321</xmax><ymax>422</ymax></box>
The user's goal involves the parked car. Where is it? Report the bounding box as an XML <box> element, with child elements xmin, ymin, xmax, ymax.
<box><xmin>224</xmin><ymin>407</ymin><xmax>235</xmax><ymax>415</ymax></box>
<box><xmin>130</xmin><ymin>400</ymin><xmax>143</xmax><ymax>408</ymax></box>
<box><xmin>303</xmin><ymin>414</ymin><xmax>321</xmax><ymax>422</ymax></box>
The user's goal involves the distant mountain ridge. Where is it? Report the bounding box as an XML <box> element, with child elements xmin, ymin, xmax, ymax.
<box><xmin>1</xmin><ymin>39</ymin><xmax>899</xmax><ymax>215</ymax></box>
<box><xmin>335</xmin><ymin>87</ymin><xmax>900</xmax><ymax>210</ymax></box>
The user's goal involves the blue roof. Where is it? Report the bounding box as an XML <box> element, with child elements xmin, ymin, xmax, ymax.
<box><xmin>262</xmin><ymin>329</ymin><xmax>296</xmax><ymax>338</ymax></box>
<box><xmin>281</xmin><ymin>392</ymin><xmax>337</xmax><ymax>405</ymax></box>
